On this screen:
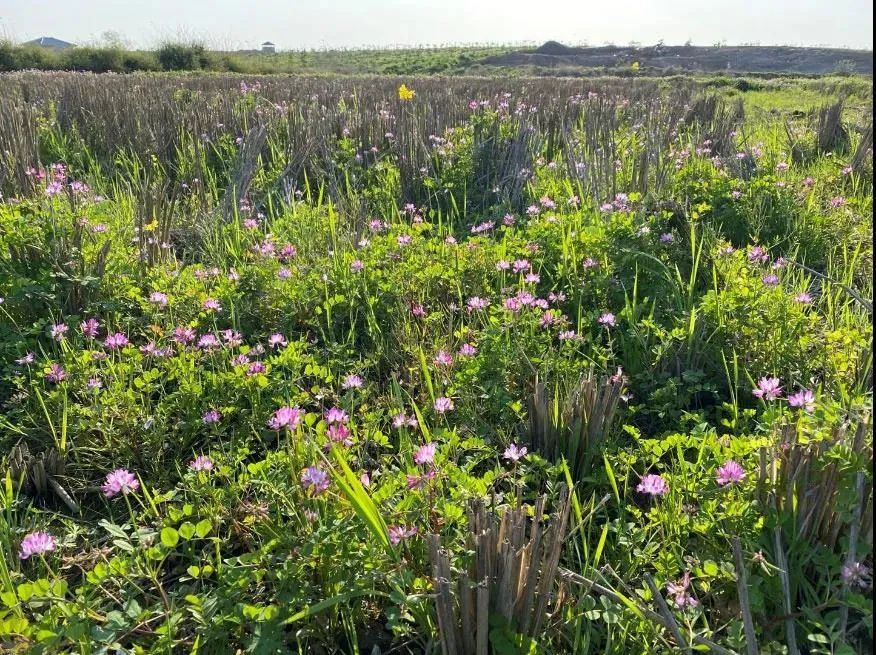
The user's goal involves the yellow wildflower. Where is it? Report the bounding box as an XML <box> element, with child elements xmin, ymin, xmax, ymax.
<box><xmin>398</xmin><ymin>84</ymin><xmax>415</xmax><ymax>101</ymax></box>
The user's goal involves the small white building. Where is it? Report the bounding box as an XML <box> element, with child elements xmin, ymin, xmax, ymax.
<box><xmin>260</xmin><ymin>41</ymin><xmax>276</xmax><ymax>54</ymax></box>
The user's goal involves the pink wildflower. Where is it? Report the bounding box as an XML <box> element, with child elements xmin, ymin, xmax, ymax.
<box><xmin>666</xmin><ymin>572</ymin><xmax>698</xmax><ymax>608</ymax></box>
<box><xmin>45</xmin><ymin>363</ymin><xmax>66</xmax><ymax>384</ymax></box>
<box><xmin>104</xmin><ymin>332</ymin><xmax>129</xmax><ymax>350</ymax></box>
<box><xmin>414</xmin><ymin>443</ymin><xmax>437</xmax><ymax>465</ymax></box>
<box><xmin>268</xmin><ymin>333</ymin><xmax>287</xmax><ymax>349</ymax></box>
<box><xmin>102</xmin><ymin>468</ymin><xmax>140</xmax><ymax>498</ymax></box>
<box><xmin>433</xmin><ymin>397</ymin><xmax>454</xmax><ymax>413</ymax></box>
<box><xmin>50</xmin><ymin>323</ymin><xmax>68</xmax><ymax>341</ymax></box>
<box><xmin>467</xmin><ymin>296</ymin><xmax>490</xmax><ymax>311</ymax></box>
<box><xmin>458</xmin><ymin>343</ymin><xmax>477</xmax><ymax>357</ymax></box>
<box><xmin>342</xmin><ymin>374</ymin><xmax>364</xmax><ymax>389</ymax></box>
<box><xmin>841</xmin><ymin>562</ymin><xmax>872</xmax><ymax>590</ymax></box>
<box><xmin>268</xmin><ymin>406</ymin><xmax>303</xmax><ymax>431</ymax></box>
<box><xmin>388</xmin><ymin>525</ymin><xmax>418</xmax><ymax>545</ymax></box>
<box><xmin>202</xmin><ymin>410</ymin><xmax>221</xmax><ymax>424</ymax></box>
<box><xmin>753</xmin><ymin>377</ymin><xmax>783</xmax><ymax>401</ymax></box>
<box><xmin>503</xmin><ymin>444</ymin><xmax>528</xmax><ymax>462</ymax></box>
<box><xmin>787</xmin><ymin>388</ymin><xmax>815</xmax><ymax>413</ymax></box>
<box><xmin>324</xmin><ymin>407</ymin><xmax>349</xmax><ymax>424</ymax></box>
<box><xmin>433</xmin><ymin>350</ymin><xmax>453</xmax><ymax>367</ymax></box>
<box><xmin>716</xmin><ymin>460</ymin><xmax>745</xmax><ymax>486</ymax></box>
<box><xmin>598</xmin><ymin>312</ymin><xmax>617</xmax><ymax>327</ymax></box>
<box><xmin>301</xmin><ymin>466</ymin><xmax>330</xmax><ymax>496</ymax></box>
<box><xmin>795</xmin><ymin>292</ymin><xmax>813</xmax><ymax>304</ymax></box>
<box><xmin>19</xmin><ymin>532</ymin><xmax>56</xmax><ymax>560</ymax></box>
<box><xmin>406</xmin><ymin>469</ymin><xmax>437</xmax><ymax>489</ymax></box>
<box><xmin>198</xmin><ymin>334</ymin><xmax>220</xmax><ymax>350</ymax></box>
<box><xmin>247</xmin><ymin>361</ymin><xmax>266</xmax><ymax>376</ymax></box>
<box><xmin>637</xmin><ymin>474</ymin><xmax>669</xmax><ymax>497</ymax></box>
<box><xmin>173</xmin><ymin>327</ymin><xmax>196</xmax><ymax>344</ymax></box>
<box><xmin>190</xmin><ymin>456</ymin><xmax>214</xmax><ymax>472</ymax></box>
<box><xmin>80</xmin><ymin>319</ymin><xmax>100</xmax><ymax>338</ymax></box>
<box><xmin>326</xmin><ymin>423</ymin><xmax>352</xmax><ymax>446</ymax></box>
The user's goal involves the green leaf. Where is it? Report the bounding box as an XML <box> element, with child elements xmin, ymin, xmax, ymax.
<box><xmin>593</xmin><ymin>523</ymin><xmax>609</xmax><ymax>569</ymax></box>
<box><xmin>282</xmin><ymin>589</ymin><xmax>389</xmax><ymax>625</ymax></box>
<box><xmin>603</xmin><ymin>454</ymin><xmax>620</xmax><ymax>503</ymax></box>
<box><xmin>160</xmin><ymin>527</ymin><xmax>179</xmax><ymax>548</ymax></box>
<box><xmin>51</xmin><ymin>580</ymin><xmax>68</xmax><ymax>597</ymax></box>
<box><xmin>417</xmin><ymin>347</ymin><xmax>435</xmax><ymax>403</ymax></box>
<box><xmin>408</xmin><ymin>397</ymin><xmax>431</xmax><ymax>443</ymax></box>
<box><xmin>321</xmin><ymin>446</ymin><xmax>394</xmax><ymax>557</ymax></box>
<box><xmin>703</xmin><ymin>560</ymin><xmax>719</xmax><ymax>576</ymax></box>
<box><xmin>178</xmin><ymin>522</ymin><xmax>196</xmax><ymax>540</ymax></box>
<box><xmin>6</xmin><ymin>617</ymin><xmax>29</xmax><ymax>634</ymax></box>
<box><xmin>195</xmin><ymin>519</ymin><xmax>212</xmax><ymax>538</ymax></box>
<box><xmin>98</xmin><ymin>520</ymin><xmax>128</xmax><ymax>540</ymax></box>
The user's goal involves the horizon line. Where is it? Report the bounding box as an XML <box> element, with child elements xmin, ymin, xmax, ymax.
<box><xmin>9</xmin><ymin>38</ymin><xmax>875</xmax><ymax>52</ymax></box>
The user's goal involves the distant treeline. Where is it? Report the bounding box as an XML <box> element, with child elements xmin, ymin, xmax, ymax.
<box><xmin>1</xmin><ymin>42</ymin><xmax>280</xmax><ymax>74</ymax></box>
<box><xmin>0</xmin><ymin>41</ymin><xmax>516</xmax><ymax>75</ymax></box>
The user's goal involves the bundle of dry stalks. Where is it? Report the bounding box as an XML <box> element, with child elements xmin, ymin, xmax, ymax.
<box><xmin>815</xmin><ymin>99</ymin><xmax>850</xmax><ymax>154</ymax></box>
<box><xmin>759</xmin><ymin>416</ymin><xmax>872</xmax><ymax>549</ymax></box>
<box><xmin>427</xmin><ymin>488</ymin><xmax>571</xmax><ymax>655</ymax></box>
<box><xmin>528</xmin><ymin>370</ymin><xmax>625</xmax><ymax>481</ymax></box>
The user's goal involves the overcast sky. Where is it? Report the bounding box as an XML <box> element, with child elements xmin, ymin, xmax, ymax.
<box><xmin>1</xmin><ymin>0</ymin><xmax>872</xmax><ymax>50</ymax></box>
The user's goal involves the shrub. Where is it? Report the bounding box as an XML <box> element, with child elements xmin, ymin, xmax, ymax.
<box><xmin>156</xmin><ymin>41</ymin><xmax>212</xmax><ymax>71</ymax></box>
<box><xmin>61</xmin><ymin>47</ymin><xmax>127</xmax><ymax>73</ymax></box>
<box><xmin>0</xmin><ymin>41</ymin><xmax>57</xmax><ymax>71</ymax></box>
<box><xmin>733</xmin><ymin>78</ymin><xmax>762</xmax><ymax>92</ymax></box>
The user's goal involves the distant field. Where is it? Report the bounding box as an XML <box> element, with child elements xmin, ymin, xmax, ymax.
<box><xmin>1</xmin><ymin>40</ymin><xmax>873</xmax><ymax>76</ymax></box>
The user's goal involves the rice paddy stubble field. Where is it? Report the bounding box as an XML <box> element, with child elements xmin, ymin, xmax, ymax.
<box><xmin>0</xmin><ymin>70</ymin><xmax>872</xmax><ymax>653</ymax></box>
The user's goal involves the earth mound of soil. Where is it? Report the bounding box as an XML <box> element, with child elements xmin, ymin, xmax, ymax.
<box><xmin>534</xmin><ymin>41</ymin><xmax>575</xmax><ymax>56</ymax></box>
<box><xmin>484</xmin><ymin>43</ymin><xmax>873</xmax><ymax>75</ymax></box>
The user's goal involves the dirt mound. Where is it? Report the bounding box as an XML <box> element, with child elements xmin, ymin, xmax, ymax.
<box><xmin>534</xmin><ymin>41</ymin><xmax>575</xmax><ymax>56</ymax></box>
<box><xmin>482</xmin><ymin>44</ymin><xmax>873</xmax><ymax>75</ymax></box>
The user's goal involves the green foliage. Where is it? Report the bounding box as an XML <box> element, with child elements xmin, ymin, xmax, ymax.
<box><xmin>156</xmin><ymin>42</ymin><xmax>212</xmax><ymax>71</ymax></box>
<box><xmin>0</xmin><ymin>75</ymin><xmax>871</xmax><ymax>654</ymax></box>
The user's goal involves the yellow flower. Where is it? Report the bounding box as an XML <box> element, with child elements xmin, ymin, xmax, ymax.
<box><xmin>398</xmin><ymin>84</ymin><xmax>415</xmax><ymax>101</ymax></box>
<box><xmin>631</xmin><ymin>61</ymin><xmax>640</xmax><ymax>72</ymax></box>
<box><xmin>144</xmin><ymin>220</ymin><xmax>158</xmax><ymax>232</ymax></box>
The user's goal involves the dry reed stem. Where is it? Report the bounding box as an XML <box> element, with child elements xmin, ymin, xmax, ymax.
<box><xmin>732</xmin><ymin>536</ymin><xmax>759</xmax><ymax>655</ymax></box>
<box><xmin>644</xmin><ymin>573</ymin><xmax>692</xmax><ymax>654</ymax></box>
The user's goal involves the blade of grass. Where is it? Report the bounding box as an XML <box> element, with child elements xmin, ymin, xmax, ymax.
<box><xmin>282</xmin><ymin>589</ymin><xmax>390</xmax><ymax>625</ymax></box>
<box><xmin>322</xmin><ymin>446</ymin><xmax>395</xmax><ymax>558</ymax></box>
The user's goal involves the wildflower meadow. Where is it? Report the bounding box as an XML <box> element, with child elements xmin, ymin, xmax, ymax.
<box><xmin>0</xmin><ymin>71</ymin><xmax>872</xmax><ymax>653</ymax></box>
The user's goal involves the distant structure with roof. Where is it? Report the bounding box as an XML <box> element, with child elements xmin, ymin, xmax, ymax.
<box><xmin>24</xmin><ymin>36</ymin><xmax>76</xmax><ymax>50</ymax></box>
<box><xmin>260</xmin><ymin>41</ymin><xmax>276</xmax><ymax>54</ymax></box>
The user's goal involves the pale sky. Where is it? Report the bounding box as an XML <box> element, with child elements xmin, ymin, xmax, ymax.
<box><xmin>0</xmin><ymin>0</ymin><xmax>872</xmax><ymax>50</ymax></box>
